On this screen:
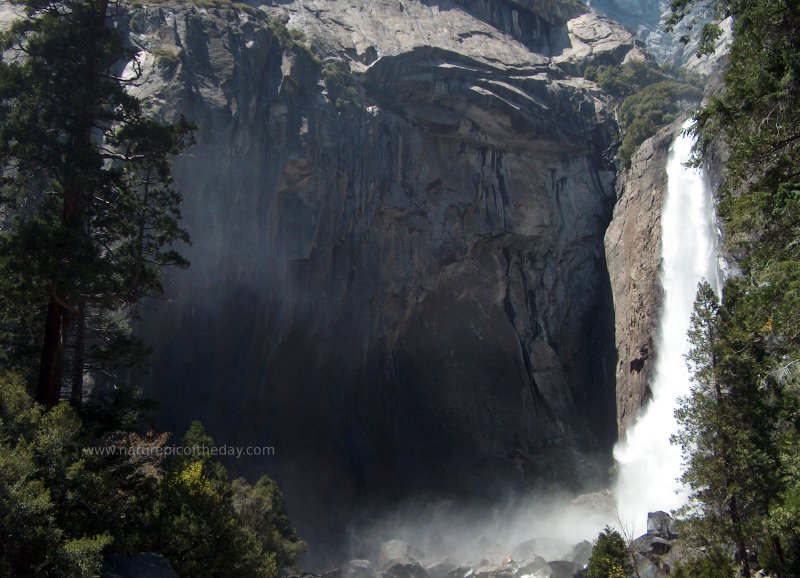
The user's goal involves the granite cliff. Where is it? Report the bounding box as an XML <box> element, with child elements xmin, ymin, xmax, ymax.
<box><xmin>604</xmin><ymin>122</ymin><xmax>678</xmax><ymax>436</ymax></box>
<box><xmin>121</xmin><ymin>0</ymin><xmax>645</xmax><ymax>556</ymax></box>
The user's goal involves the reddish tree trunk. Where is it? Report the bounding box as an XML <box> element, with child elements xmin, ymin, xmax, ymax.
<box><xmin>36</xmin><ymin>299</ymin><xmax>66</xmax><ymax>407</ymax></box>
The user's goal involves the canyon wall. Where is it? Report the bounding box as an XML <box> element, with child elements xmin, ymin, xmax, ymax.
<box><xmin>125</xmin><ymin>0</ymin><xmax>642</xmax><ymax>556</ymax></box>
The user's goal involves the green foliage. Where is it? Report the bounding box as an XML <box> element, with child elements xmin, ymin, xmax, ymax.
<box><xmin>0</xmin><ymin>1</ymin><xmax>306</xmax><ymax>574</ymax></box>
<box><xmin>59</xmin><ymin>535</ymin><xmax>115</xmax><ymax>578</ymax></box>
<box><xmin>154</xmin><ymin>460</ymin><xmax>278</xmax><ymax>578</ymax></box>
<box><xmin>672</xmin><ymin>547</ymin><xmax>735</xmax><ymax>578</ymax></box>
<box><xmin>674</xmin><ymin>283</ymin><xmax>783</xmax><ymax>574</ymax></box>
<box><xmin>322</xmin><ymin>61</ymin><xmax>362</xmax><ymax>109</ymax></box>
<box><xmin>128</xmin><ymin>0</ymin><xmax>268</xmax><ymax>18</ymax></box>
<box><xmin>141</xmin><ymin>421</ymin><xmax>304</xmax><ymax>577</ymax></box>
<box><xmin>586</xmin><ymin>61</ymin><xmax>704</xmax><ymax>168</ymax></box>
<box><xmin>232</xmin><ymin>476</ymin><xmax>308</xmax><ymax>570</ymax></box>
<box><xmin>265</xmin><ymin>16</ymin><xmax>317</xmax><ymax>59</ymax></box>
<box><xmin>586</xmin><ymin>60</ymin><xmax>702</xmax><ymax>98</ymax></box>
<box><xmin>1</xmin><ymin>375</ymin><xmax>305</xmax><ymax>576</ymax></box>
<box><xmin>668</xmin><ymin>0</ymin><xmax>800</xmax><ymax>573</ymax></box>
<box><xmin>675</xmin><ymin>0</ymin><xmax>800</xmax><ymax>266</ymax></box>
<box><xmin>0</xmin><ymin>0</ymin><xmax>196</xmax><ymax>406</ymax></box>
<box><xmin>586</xmin><ymin>526</ymin><xmax>633</xmax><ymax>578</ymax></box>
<box><xmin>617</xmin><ymin>81</ymin><xmax>702</xmax><ymax>168</ymax></box>
<box><xmin>0</xmin><ymin>371</ymin><xmax>113</xmax><ymax>577</ymax></box>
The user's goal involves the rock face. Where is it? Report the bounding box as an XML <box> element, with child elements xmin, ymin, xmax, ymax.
<box><xmin>586</xmin><ymin>0</ymin><xmax>730</xmax><ymax>74</ymax></box>
<box><xmin>102</xmin><ymin>553</ymin><xmax>178</xmax><ymax>578</ymax></box>
<box><xmin>604</xmin><ymin>122</ymin><xmax>679</xmax><ymax>435</ymax></box>
<box><xmin>587</xmin><ymin>0</ymin><xmax>662</xmax><ymax>32</ymax></box>
<box><xmin>125</xmin><ymin>0</ymin><xmax>639</xmax><ymax>557</ymax></box>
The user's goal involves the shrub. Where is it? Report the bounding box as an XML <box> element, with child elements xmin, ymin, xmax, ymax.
<box><xmin>617</xmin><ymin>81</ymin><xmax>702</xmax><ymax>168</ymax></box>
<box><xmin>672</xmin><ymin>547</ymin><xmax>735</xmax><ymax>578</ymax></box>
<box><xmin>322</xmin><ymin>61</ymin><xmax>362</xmax><ymax>108</ymax></box>
<box><xmin>0</xmin><ymin>377</ymin><xmax>304</xmax><ymax>577</ymax></box>
<box><xmin>585</xmin><ymin>61</ymin><xmax>705</xmax><ymax>168</ymax></box>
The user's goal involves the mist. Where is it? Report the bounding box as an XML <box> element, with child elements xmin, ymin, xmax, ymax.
<box><xmin>344</xmin><ymin>491</ymin><xmax>617</xmax><ymax>567</ymax></box>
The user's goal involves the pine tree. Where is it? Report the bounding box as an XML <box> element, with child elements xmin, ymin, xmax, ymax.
<box><xmin>674</xmin><ymin>283</ymin><xmax>786</xmax><ymax>575</ymax></box>
<box><xmin>0</xmin><ymin>0</ymin><xmax>194</xmax><ymax>406</ymax></box>
<box><xmin>667</xmin><ymin>0</ymin><xmax>800</xmax><ymax>573</ymax></box>
<box><xmin>586</xmin><ymin>526</ymin><xmax>633</xmax><ymax>578</ymax></box>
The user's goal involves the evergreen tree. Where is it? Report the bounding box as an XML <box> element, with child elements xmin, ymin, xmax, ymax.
<box><xmin>1</xmin><ymin>372</ymin><xmax>305</xmax><ymax>576</ymax></box>
<box><xmin>667</xmin><ymin>0</ymin><xmax>800</xmax><ymax>573</ymax></box>
<box><xmin>586</xmin><ymin>526</ymin><xmax>633</xmax><ymax>578</ymax></box>
<box><xmin>674</xmin><ymin>283</ymin><xmax>784</xmax><ymax>575</ymax></box>
<box><xmin>146</xmin><ymin>421</ymin><xmax>305</xmax><ymax>578</ymax></box>
<box><xmin>0</xmin><ymin>3</ymin><xmax>308</xmax><ymax>574</ymax></box>
<box><xmin>232</xmin><ymin>475</ymin><xmax>308</xmax><ymax>570</ymax></box>
<box><xmin>0</xmin><ymin>0</ymin><xmax>194</xmax><ymax>406</ymax></box>
<box><xmin>0</xmin><ymin>371</ymin><xmax>114</xmax><ymax>576</ymax></box>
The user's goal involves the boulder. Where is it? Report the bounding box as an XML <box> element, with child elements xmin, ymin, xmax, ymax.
<box><xmin>515</xmin><ymin>556</ymin><xmax>552</xmax><ymax>577</ymax></box>
<box><xmin>511</xmin><ymin>538</ymin><xmax>570</xmax><ymax>562</ymax></box>
<box><xmin>632</xmin><ymin>534</ymin><xmax>672</xmax><ymax>558</ymax></box>
<box><xmin>547</xmin><ymin>560</ymin><xmax>578</xmax><ymax>578</ymax></box>
<box><xmin>424</xmin><ymin>560</ymin><xmax>458</xmax><ymax>578</ymax></box>
<box><xmin>444</xmin><ymin>566</ymin><xmax>473</xmax><ymax>578</ymax></box>
<box><xmin>345</xmin><ymin>559</ymin><xmax>376</xmax><ymax>578</ymax></box>
<box><xmin>379</xmin><ymin>540</ymin><xmax>425</xmax><ymax>569</ymax></box>
<box><xmin>475</xmin><ymin>562</ymin><xmax>516</xmax><ymax>578</ymax></box>
<box><xmin>566</xmin><ymin>541</ymin><xmax>593</xmax><ymax>568</ymax></box>
<box><xmin>646</xmin><ymin>511</ymin><xmax>678</xmax><ymax>539</ymax></box>
<box><xmin>632</xmin><ymin>553</ymin><xmax>660</xmax><ymax>578</ymax></box>
<box><xmin>511</xmin><ymin>540</ymin><xmax>540</xmax><ymax>560</ymax></box>
<box><xmin>383</xmin><ymin>558</ymin><xmax>431</xmax><ymax>578</ymax></box>
<box><xmin>660</xmin><ymin>541</ymin><xmax>704</xmax><ymax>573</ymax></box>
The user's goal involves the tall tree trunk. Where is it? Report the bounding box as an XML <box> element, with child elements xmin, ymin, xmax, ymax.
<box><xmin>771</xmin><ymin>535</ymin><xmax>786</xmax><ymax>578</ymax></box>
<box><xmin>730</xmin><ymin>494</ymin><xmax>750</xmax><ymax>577</ymax></box>
<box><xmin>71</xmin><ymin>300</ymin><xmax>86</xmax><ymax>404</ymax></box>
<box><xmin>36</xmin><ymin>299</ymin><xmax>65</xmax><ymax>407</ymax></box>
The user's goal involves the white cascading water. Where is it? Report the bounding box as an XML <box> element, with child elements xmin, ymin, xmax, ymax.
<box><xmin>613</xmin><ymin>121</ymin><xmax>723</xmax><ymax>536</ymax></box>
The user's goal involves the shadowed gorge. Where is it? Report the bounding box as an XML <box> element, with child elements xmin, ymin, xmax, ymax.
<box><xmin>122</xmin><ymin>0</ymin><xmax>633</xmax><ymax>559</ymax></box>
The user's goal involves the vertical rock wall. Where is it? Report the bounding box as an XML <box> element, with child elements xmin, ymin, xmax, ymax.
<box><xmin>123</xmin><ymin>0</ymin><xmax>641</xmax><ymax>556</ymax></box>
<box><xmin>604</xmin><ymin>122</ymin><xmax>681</xmax><ymax>436</ymax></box>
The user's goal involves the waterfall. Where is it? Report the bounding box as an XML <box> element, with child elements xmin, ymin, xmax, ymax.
<box><xmin>612</xmin><ymin>121</ymin><xmax>723</xmax><ymax>536</ymax></box>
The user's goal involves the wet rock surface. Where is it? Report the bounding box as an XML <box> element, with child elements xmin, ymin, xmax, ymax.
<box><xmin>604</xmin><ymin>121</ymin><xmax>682</xmax><ymax>436</ymax></box>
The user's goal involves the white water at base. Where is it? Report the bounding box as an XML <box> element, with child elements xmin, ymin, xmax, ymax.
<box><xmin>613</xmin><ymin>122</ymin><xmax>723</xmax><ymax>536</ymax></box>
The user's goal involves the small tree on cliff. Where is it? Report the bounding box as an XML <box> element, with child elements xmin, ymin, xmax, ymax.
<box><xmin>0</xmin><ymin>0</ymin><xmax>194</xmax><ymax>405</ymax></box>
